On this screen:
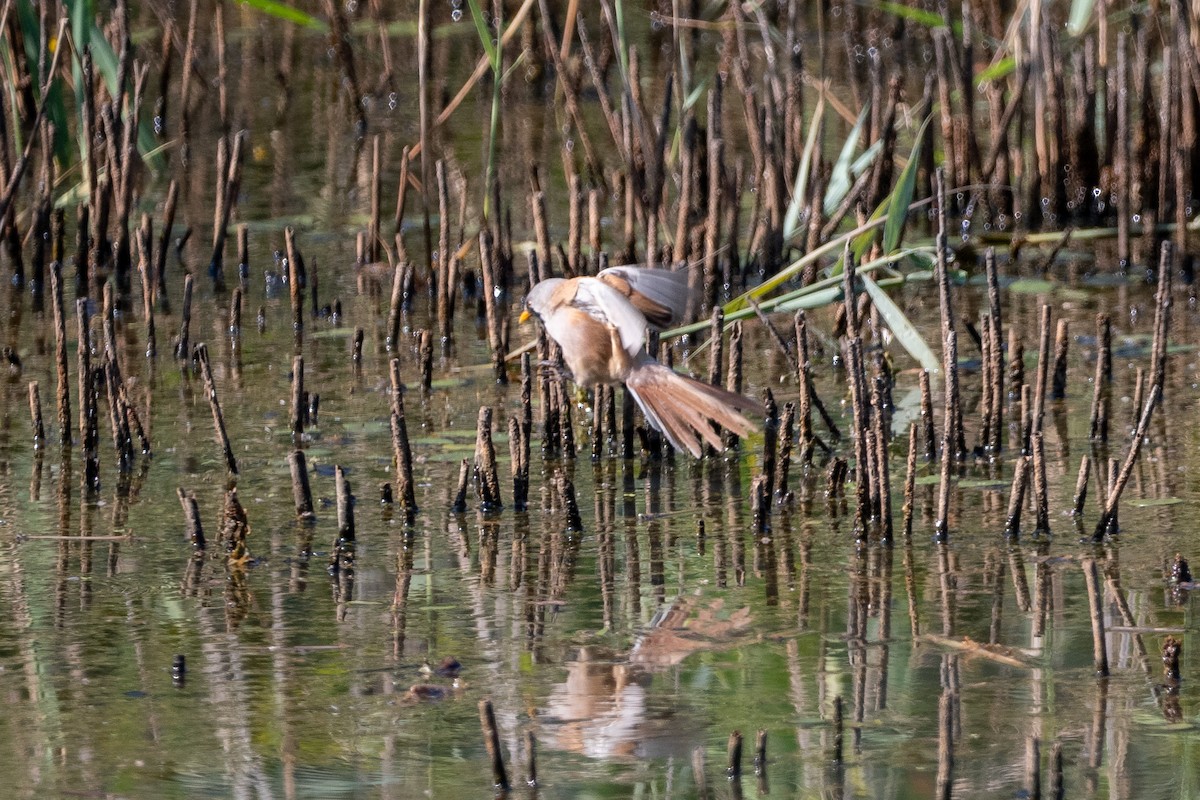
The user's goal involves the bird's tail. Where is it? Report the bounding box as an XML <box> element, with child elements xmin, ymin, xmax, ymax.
<box><xmin>624</xmin><ymin>360</ymin><xmax>761</xmax><ymax>457</ymax></box>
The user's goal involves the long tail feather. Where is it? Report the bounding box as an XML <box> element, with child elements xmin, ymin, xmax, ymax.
<box><xmin>625</xmin><ymin>362</ymin><xmax>761</xmax><ymax>457</ymax></box>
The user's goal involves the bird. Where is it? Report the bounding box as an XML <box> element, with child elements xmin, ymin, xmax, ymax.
<box><xmin>519</xmin><ymin>266</ymin><xmax>760</xmax><ymax>457</ymax></box>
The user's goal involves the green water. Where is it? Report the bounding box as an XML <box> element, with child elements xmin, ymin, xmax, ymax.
<box><xmin>1</xmin><ymin>3</ymin><xmax>1198</xmax><ymax>799</ymax></box>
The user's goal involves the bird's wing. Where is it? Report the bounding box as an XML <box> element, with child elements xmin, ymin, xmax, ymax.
<box><xmin>572</xmin><ymin>277</ymin><xmax>648</xmax><ymax>357</ymax></box>
<box><xmin>597</xmin><ymin>266</ymin><xmax>693</xmax><ymax>328</ymax></box>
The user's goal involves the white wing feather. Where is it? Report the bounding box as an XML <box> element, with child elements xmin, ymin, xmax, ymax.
<box><xmin>572</xmin><ymin>278</ymin><xmax>648</xmax><ymax>358</ymax></box>
<box><xmin>597</xmin><ymin>266</ymin><xmax>693</xmax><ymax>326</ymax></box>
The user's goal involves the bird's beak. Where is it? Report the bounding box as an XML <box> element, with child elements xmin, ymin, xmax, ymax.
<box><xmin>518</xmin><ymin>310</ymin><xmax>531</xmax><ymax>324</ymax></box>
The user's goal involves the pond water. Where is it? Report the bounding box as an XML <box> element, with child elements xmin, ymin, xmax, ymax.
<box><xmin>1</xmin><ymin>3</ymin><xmax>1199</xmax><ymax>799</ymax></box>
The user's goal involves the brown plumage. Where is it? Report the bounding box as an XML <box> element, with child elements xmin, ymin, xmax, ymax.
<box><xmin>521</xmin><ymin>267</ymin><xmax>759</xmax><ymax>457</ymax></box>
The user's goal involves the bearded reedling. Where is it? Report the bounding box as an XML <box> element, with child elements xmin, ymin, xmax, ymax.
<box><xmin>520</xmin><ymin>267</ymin><xmax>760</xmax><ymax>457</ymax></box>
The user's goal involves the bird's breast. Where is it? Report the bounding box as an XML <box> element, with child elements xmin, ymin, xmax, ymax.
<box><xmin>546</xmin><ymin>307</ymin><xmax>632</xmax><ymax>386</ymax></box>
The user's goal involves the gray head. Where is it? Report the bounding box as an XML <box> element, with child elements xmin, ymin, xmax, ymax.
<box><xmin>522</xmin><ymin>278</ymin><xmax>565</xmax><ymax>322</ymax></box>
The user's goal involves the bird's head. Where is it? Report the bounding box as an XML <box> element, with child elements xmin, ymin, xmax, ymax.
<box><xmin>519</xmin><ymin>278</ymin><xmax>564</xmax><ymax>325</ymax></box>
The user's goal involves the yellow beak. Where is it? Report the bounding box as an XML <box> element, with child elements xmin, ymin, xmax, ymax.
<box><xmin>518</xmin><ymin>310</ymin><xmax>531</xmax><ymax>324</ymax></box>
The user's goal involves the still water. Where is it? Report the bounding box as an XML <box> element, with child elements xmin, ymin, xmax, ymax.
<box><xmin>1</xmin><ymin>3</ymin><xmax>1198</xmax><ymax>799</ymax></box>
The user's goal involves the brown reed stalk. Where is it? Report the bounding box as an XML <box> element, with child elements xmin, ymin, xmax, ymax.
<box><xmin>155</xmin><ymin>179</ymin><xmax>178</xmax><ymax>309</ymax></box>
<box><xmin>902</xmin><ymin>422</ymin><xmax>918</xmax><ymax>540</ymax></box>
<box><xmin>195</xmin><ymin>344</ymin><xmax>238</xmax><ymax>475</ymax></box>
<box><xmin>1050</xmin><ymin>319</ymin><xmax>1070</xmax><ymax>400</ymax></box>
<box><xmin>289</xmin><ymin>450</ymin><xmax>315</xmax><ymax>520</ymax></box>
<box><xmin>175</xmin><ymin>273</ymin><xmax>193</xmax><ymax>360</ymax></box>
<box><xmin>479</xmin><ymin>699</ymin><xmax>509</xmax><ymax>790</ymax></box>
<box><xmin>1093</xmin><ymin>384</ymin><xmax>1161</xmax><ymax>540</ymax></box>
<box><xmin>935</xmin><ymin>330</ymin><xmax>958</xmax><ymax>540</ymax></box>
<box><xmin>388</xmin><ymin>358</ymin><xmax>418</xmax><ymax>520</ymax></box>
<box><xmin>285</xmin><ymin>226</ymin><xmax>303</xmax><ymax>342</ymax></box>
<box><xmin>49</xmin><ymin>262</ymin><xmax>71</xmax><ymax>444</ymax></box>
<box><xmin>291</xmin><ymin>356</ymin><xmax>304</xmax><ymax>440</ymax></box>
<box><xmin>28</xmin><ymin>381</ymin><xmax>45</xmax><ymax>448</ymax></box>
<box><xmin>1071</xmin><ymin>454</ymin><xmax>1091</xmax><ymax>517</ymax></box>
<box><xmin>137</xmin><ymin>217</ymin><xmax>156</xmax><ymax>359</ymax></box>
<box><xmin>1004</xmin><ymin>456</ymin><xmax>1030</xmax><ymax>538</ymax></box>
<box><xmin>335</xmin><ymin>465</ymin><xmax>355</xmax><ymax>544</ymax></box>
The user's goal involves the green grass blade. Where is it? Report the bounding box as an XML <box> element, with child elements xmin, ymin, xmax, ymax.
<box><xmin>1066</xmin><ymin>0</ymin><xmax>1096</xmax><ymax>36</ymax></box>
<box><xmin>236</xmin><ymin>0</ymin><xmax>327</xmax><ymax>30</ymax></box>
<box><xmin>874</xmin><ymin>1</ymin><xmax>943</xmax><ymax>28</ymax></box>
<box><xmin>465</xmin><ymin>0</ymin><xmax>498</xmax><ymax>67</ymax></box>
<box><xmin>682</xmin><ymin>73</ymin><xmax>711</xmax><ymax>112</ymax></box>
<box><xmin>783</xmin><ymin>96</ymin><xmax>824</xmax><ymax>242</ymax></box>
<box><xmin>874</xmin><ymin>1</ymin><xmax>962</xmax><ymax>36</ymax></box>
<box><xmin>975</xmin><ymin>56</ymin><xmax>1016</xmax><ymax>86</ymax></box>
<box><xmin>860</xmin><ymin>272</ymin><xmax>940</xmax><ymax>373</ymax></box>
<box><xmin>882</xmin><ymin>113</ymin><xmax>933</xmax><ymax>254</ymax></box>
<box><xmin>823</xmin><ymin>101</ymin><xmax>870</xmax><ymax>216</ymax></box>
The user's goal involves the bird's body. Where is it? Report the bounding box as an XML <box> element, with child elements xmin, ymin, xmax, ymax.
<box><xmin>522</xmin><ymin>267</ymin><xmax>760</xmax><ymax>457</ymax></box>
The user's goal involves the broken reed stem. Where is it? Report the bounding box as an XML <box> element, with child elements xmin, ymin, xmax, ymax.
<box><xmin>760</xmin><ymin>390</ymin><xmax>778</xmax><ymax>492</ymax></box>
<box><xmin>984</xmin><ymin>248</ymin><xmax>1003</xmax><ymax>453</ymax></box>
<box><xmin>451</xmin><ymin>458</ymin><xmax>470</xmax><ymax>513</ymax></box>
<box><xmin>902</xmin><ymin>422</ymin><xmax>918</xmax><ymax>540</ymax></box>
<box><xmin>386</xmin><ymin>259</ymin><xmax>404</xmax><ymax>352</ymax></box>
<box><xmin>291</xmin><ymin>355</ymin><xmax>304</xmax><ymax>440</ymax></box>
<box><xmin>1004</xmin><ymin>456</ymin><xmax>1030</xmax><ymax>538</ymax></box>
<box><xmin>1032</xmin><ymin>304</ymin><xmax>1051</xmax><ymax>432</ymax></box>
<box><xmin>935</xmin><ymin>331</ymin><xmax>958</xmax><ymax>540</ymax></box>
<box><xmin>474</xmin><ymin>406</ymin><xmax>502</xmax><ymax>511</ymax></box>
<box><xmin>509</xmin><ymin>416</ymin><xmax>529</xmax><ymax>511</ymax></box>
<box><xmin>175</xmin><ymin>273</ymin><xmax>193</xmax><ymax>359</ymax></box>
<box><xmin>795</xmin><ymin>311</ymin><xmax>815</xmax><ymax>464</ymax></box>
<box><xmin>195</xmin><ymin>343</ymin><xmax>238</xmax><ymax>475</ymax></box>
<box><xmin>335</xmin><ymin>465</ymin><xmax>354</xmax><ymax>543</ymax></box>
<box><xmin>726</xmin><ymin>730</ymin><xmax>743</xmax><ymax>778</ymax></box>
<box><xmin>388</xmin><ymin>358</ymin><xmax>418</xmax><ymax>520</ymax></box>
<box><xmin>155</xmin><ymin>180</ymin><xmax>178</xmax><ymax>308</ymax></box>
<box><xmin>418</xmin><ymin>329</ymin><xmax>433</xmax><ymax>391</ymax></box>
<box><xmin>289</xmin><ymin>449</ymin><xmax>315</xmax><ymax>520</ymax></box>
<box><xmin>1150</xmin><ymin>241</ymin><xmax>1173</xmax><ymax>395</ymax></box>
<box><xmin>76</xmin><ymin>299</ymin><xmax>99</xmax><ymax>492</ymax></box>
<box><xmin>479</xmin><ymin>229</ymin><xmax>507</xmax><ymax>383</ymax></box>
<box><xmin>775</xmin><ymin>402</ymin><xmax>795</xmax><ymax>501</ymax></box>
<box><xmin>1031</xmin><ymin>429</ymin><xmax>1050</xmax><ymax>533</ymax></box>
<box><xmin>1050</xmin><ymin>319</ymin><xmax>1070</xmax><ymax>400</ymax></box>
<box><xmin>873</xmin><ymin>374</ymin><xmax>893</xmax><ymax>543</ymax></box>
<box><xmin>1093</xmin><ymin>384</ymin><xmax>1161</xmax><ymax>540</ymax></box>
<box><xmin>1071</xmin><ymin>455</ymin><xmax>1091</xmax><ymax>517</ymax></box>
<box><xmin>50</xmin><ymin>262</ymin><xmax>71</xmax><ymax>444</ymax></box>
<box><xmin>920</xmin><ymin>369</ymin><xmax>936</xmax><ymax>461</ymax></box>
<box><xmin>177</xmin><ymin>488</ymin><xmax>206</xmax><ymax>549</ymax></box>
<box><xmin>1106</xmin><ymin>457</ymin><xmax>1120</xmax><ymax>538</ymax></box>
<box><xmin>285</xmin><ymin>226</ymin><xmax>303</xmax><ymax>343</ymax></box>
<box><xmin>479</xmin><ymin>699</ymin><xmax>509</xmax><ymax>791</ymax></box>
<box><xmin>138</xmin><ymin>218</ymin><xmax>156</xmax><ymax>359</ymax></box>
